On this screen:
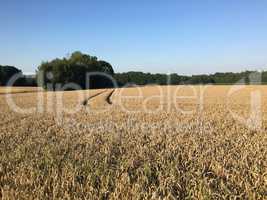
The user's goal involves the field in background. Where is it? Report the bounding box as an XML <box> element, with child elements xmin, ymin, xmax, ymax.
<box><xmin>0</xmin><ymin>87</ymin><xmax>42</xmax><ymax>94</ymax></box>
<box><xmin>0</xmin><ymin>86</ymin><xmax>266</xmax><ymax>199</ymax></box>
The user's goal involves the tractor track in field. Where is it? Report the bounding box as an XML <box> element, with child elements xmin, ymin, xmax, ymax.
<box><xmin>0</xmin><ymin>89</ymin><xmax>116</xmax><ymax>127</ymax></box>
<box><xmin>82</xmin><ymin>89</ymin><xmax>115</xmax><ymax>106</ymax></box>
<box><xmin>106</xmin><ymin>89</ymin><xmax>115</xmax><ymax>105</ymax></box>
<box><xmin>82</xmin><ymin>90</ymin><xmax>108</xmax><ymax>105</ymax></box>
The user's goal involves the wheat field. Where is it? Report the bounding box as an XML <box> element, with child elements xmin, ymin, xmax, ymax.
<box><xmin>0</xmin><ymin>86</ymin><xmax>266</xmax><ymax>199</ymax></box>
<box><xmin>0</xmin><ymin>87</ymin><xmax>42</xmax><ymax>94</ymax></box>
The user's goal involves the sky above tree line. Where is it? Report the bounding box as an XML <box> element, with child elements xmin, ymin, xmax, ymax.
<box><xmin>1</xmin><ymin>0</ymin><xmax>267</xmax><ymax>75</ymax></box>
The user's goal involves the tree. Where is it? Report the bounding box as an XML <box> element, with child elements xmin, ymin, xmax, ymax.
<box><xmin>37</xmin><ymin>52</ymin><xmax>115</xmax><ymax>90</ymax></box>
<box><xmin>98</xmin><ymin>61</ymin><xmax>114</xmax><ymax>75</ymax></box>
<box><xmin>0</xmin><ymin>66</ymin><xmax>3</xmax><ymax>85</ymax></box>
<box><xmin>0</xmin><ymin>65</ymin><xmax>23</xmax><ymax>86</ymax></box>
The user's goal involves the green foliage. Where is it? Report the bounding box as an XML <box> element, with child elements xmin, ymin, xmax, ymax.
<box><xmin>0</xmin><ymin>66</ymin><xmax>3</xmax><ymax>85</ymax></box>
<box><xmin>115</xmin><ymin>70</ymin><xmax>267</xmax><ymax>86</ymax></box>
<box><xmin>23</xmin><ymin>75</ymin><xmax>37</xmax><ymax>86</ymax></box>
<box><xmin>37</xmin><ymin>51</ymin><xmax>115</xmax><ymax>90</ymax></box>
<box><xmin>0</xmin><ymin>65</ymin><xmax>25</xmax><ymax>86</ymax></box>
<box><xmin>98</xmin><ymin>60</ymin><xmax>114</xmax><ymax>75</ymax></box>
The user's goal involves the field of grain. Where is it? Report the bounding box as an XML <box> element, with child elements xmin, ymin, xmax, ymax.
<box><xmin>0</xmin><ymin>86</ymin><xmax>266</xmax><ymax>199</ymax></box>
<box><xmin>0</xmin><ymin>87</ymin><xmax>42</xmax><ymax>94</ymax></box>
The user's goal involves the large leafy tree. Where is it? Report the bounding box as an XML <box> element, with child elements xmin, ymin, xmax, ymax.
<box><xmin>37</xmin><ymin>51</ymin><xmax>115</xmax><ymax>90</ymax></box>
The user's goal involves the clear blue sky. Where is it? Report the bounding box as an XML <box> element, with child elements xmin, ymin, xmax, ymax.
<box><xmin>1</xmin><ymin>0</ymin><xmax>267</xmax><ymax>75</ymax></box>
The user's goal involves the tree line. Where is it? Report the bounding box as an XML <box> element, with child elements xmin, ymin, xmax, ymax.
<box><xmin>114</xmin><ymin>71</ymin><xmax>265</xmax><ymax>86</ymax></box>
<box><xmin>0</xmin><ymin>65</ymin><xmax>36</xmax><ymax>86</ymax></box>
<box><xmin>0</xmin><ymin>51</ymin><xmax>266</xmax><ymax>88</ymax></box>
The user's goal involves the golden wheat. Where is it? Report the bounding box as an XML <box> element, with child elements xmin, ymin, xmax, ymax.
<box><xmin>0</xmin><ymin>86</ymin><xmax>266</xmax><ymax>199</ymax></box>
<box><xmin>0</xmin><ymin>87</ymin><xmax>42</xmax><ymax>94</ymax></box>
